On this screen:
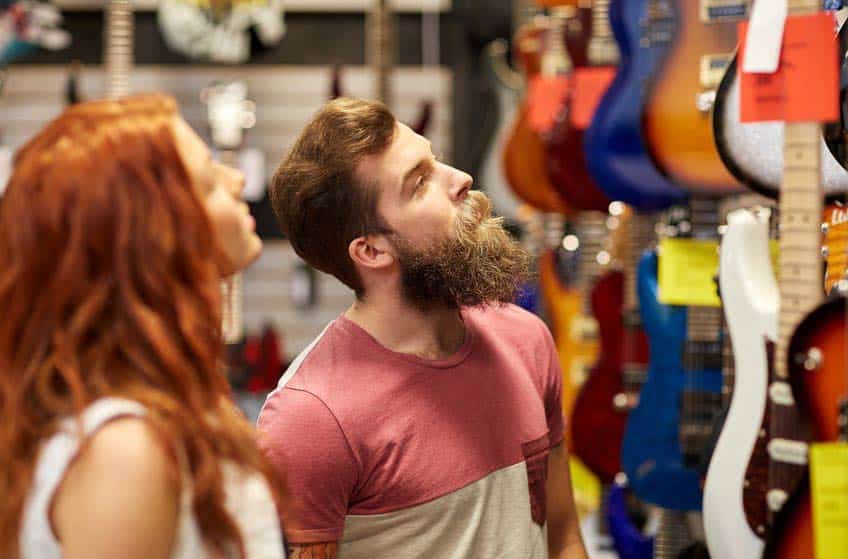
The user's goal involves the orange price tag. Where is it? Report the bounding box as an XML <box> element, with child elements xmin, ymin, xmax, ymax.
<box><xmin>569</xmin><ymin>67</ymin><xmax>616</xmax><ymax>130</ymax></box>
<box><xmin>527</xmin><ymin>75</ymin><xmax>572</xmax><ymax>134</ymax></box>
<box><xmin>738</xmin><ymin>13</ymin><xmax>839</xmax><ymax>123</ymax></box>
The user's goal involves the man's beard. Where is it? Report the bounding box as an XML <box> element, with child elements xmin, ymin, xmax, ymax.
<box><xmin>390</xmin><ymin>191</ymin><xmax>531</xmax><ymax>310</ymax></box>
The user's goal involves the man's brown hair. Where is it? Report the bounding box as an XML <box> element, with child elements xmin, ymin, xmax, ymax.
<box><xmin>270</xmin><ymin>97</ymin><xmax>396</xmax><ymax>294</ymax></box>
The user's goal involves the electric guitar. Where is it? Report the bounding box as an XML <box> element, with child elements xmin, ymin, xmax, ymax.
<box><xmin>606</xmin><ymin>477</ymin><xmax>654</xmax><ymax>559</ymax></box>
<box><xmin>712</xmin><ymin>19</ymin><xmax>848</xmax><ymax>205</ymax></box>
<box><xmin>202</xmin><ymin>81</ymin><xmax>256</xmax><ymax>345</ymax></box>
<box><xmin>704</xmin><ymin>206</ymin><xmax>777</xmax><ymax>559</ymax></box>
<box><xmin>503</xmin><ymin>15</ymin><xmax>571</xmax><ymax>214</ymax></box>
<box><xmin>763</xmin><ymin>295</ymin><xmax>848</xmax><ymax>558</ymax></box>
<box><xmin>763</xmin><ymin>201</ymin><xmax>848</xmax><ymax>558</ymax></box>
<box><xmin>823</xmin><ymin>203</ymin><xmax>848</xmax><ymax>294</ymax></box>
<box><xmin>544</xmin><ymin>0</ymin><xmax>615</xmax><ymax>212</ymax></box>
<box><xmin>369</xmin><ymin>0</ymin><xmax>432</xmax><ymax>135</ymax></box>
<box><xmin>571</xmin><ymin>205</ymin><xmax>650</xmax><ymax>484</ymax></box>
<box><xmin>705</xmin><ymin>3</ymin><xmax>825</xmax><ymax>555</ymax></box>
<box><xmin>584</xmin><ymin>0</ymin><xmax>687</xmax><ymax>212</ymax></box>
<box><xmin>540</xmin><ymin>212</ymin><xmax>610</xmax><ymax>428</ymax></box>
<box><xmin>621</xmin><ymin>199</ymin><xmax>724</xmax><ymax>512</ymax></box>
<box><xmin>479</xmin><ymin>39</ymin><xmax>525</xmax><ymax>224</ymax></box>
<box><xmin>642</xmin><ymin>0</ymin><xmax>747</xmax><ymax>194</ymax></box>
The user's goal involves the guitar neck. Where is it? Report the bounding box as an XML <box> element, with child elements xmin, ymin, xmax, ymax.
<box><xmin>654</xmin><ymin>509</ymin><xmax>693</xmax><ymax>559</ymax></box>
<box><xmin>588</xmin><ymin>0</ymin><xmax>619</xmax><ymax>65</ymax></box>
<box><xmin>104</xmin><ymin>0</ymin><xmax>133</xmax><ymax>99</ymax></box>
<box><xmin>541</xmin><ymin>8</ymin><xmax>573</xmax><ymax>76</ymax></box>
<box><xmin>370</xmin><ymin>0</ymin><xmax>393</xmax><ymax>106</ymax></box>
<box><xmin>575</xmin><ymin>211</ymin><xmax>610</xmax><ymax>316</ymax></box>
<box><xmin>622</xmin><ymin>210</ymin><xmax>656</xmax><ymax>316</ymax></box>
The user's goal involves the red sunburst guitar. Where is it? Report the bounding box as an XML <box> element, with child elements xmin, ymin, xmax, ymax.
<box><xmin>570</xmin><ymin>206</ymin><xmax>652</xmax><ymax>483</ymax></box>
<box><xmin>502</xmin><ymin>14</ymin><xmax>571</xmax><ymax>214</ymax></box>
<box><xmin>544</xmin><ymin>0</ymin><xmax>615</xmax><ymax>212</ymax></box>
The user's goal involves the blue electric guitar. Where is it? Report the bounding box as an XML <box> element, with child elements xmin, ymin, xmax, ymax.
<box><xmin>607</xmin><ymin>478</ymin><xmax>654</xmax><ymax>559</ymax></box>
<box><xmin>584</xmin><ymin>0</ymin><xmax>686</xmax><ymax>211</ymax></box>
<box><xmin>621</xmin><ymin>200</ymin><xmax>724</xmax><ymax>511</ymax></box>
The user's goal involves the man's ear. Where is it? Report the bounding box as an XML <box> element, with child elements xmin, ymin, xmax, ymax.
<box><xmin>348</xmin><ymin>235</ymin><xmax>395</xmax><ymax>271</ymax></box>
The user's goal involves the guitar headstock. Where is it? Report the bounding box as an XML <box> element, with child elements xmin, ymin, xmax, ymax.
<box><xmin>201</xmin><ymin>80</ymin><xmax>256</xmax><ymax>152</ymax></box>
<box><xmin>822</xmin><ymin>203</ymin><xmax>848</xmax><ymax>294</ymax></box>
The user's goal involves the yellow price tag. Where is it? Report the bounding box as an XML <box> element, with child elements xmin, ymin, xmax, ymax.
<box><xmin>658</xmin><ymin>238</ymin><xmax>721</xmax><ymax>307</ymax></box>
<box><xmin>658</xmin><ymin>238</ymin><xmax>780</xmax><ymax>307</ymax></box>
<box><xmin>811</xmin><ymin>442</ymin><xmax>848</xmax><ymax>559</ymax></box>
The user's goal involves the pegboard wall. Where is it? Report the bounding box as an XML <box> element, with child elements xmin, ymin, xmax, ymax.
<box><xmin>0</xmin><ymin>64</ymin><xmax>453</xmax><ymax>358</ymax></box>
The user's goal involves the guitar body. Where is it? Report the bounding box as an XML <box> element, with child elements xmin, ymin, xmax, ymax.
<box><xmin>622</xmin><ymin>251</ymin><xmax>721</xmax><ymax>510</ymax></box>
<box><xmin>703</xmin><ymin>209</ymin><xmax>777</xmax><ymax>559</ymax></box>
<box><xmin>571</xmin><ymin>270</ymin><xmax>628</xmax><ymax>483</ymax></box>
<box><xmin>503</xmin><ymin>24</ymin><xmax>570</xmax><ymax>214</ymax></box>
<box><xmin>480</xmin><ymin>40</ymin><xmax>524</xmax><ymax>223</ymax></box>
<box><xmin>606</xmin><ymin>480</ymin><xmax>654</xmax><ymax>559</ymax></box>
<box><xmin>713</xmin><ymin>56</ymin><xmax>848</xmax><ymax>204</ymax></box>
<box><xmin>538</xmin><ymin>250</ymin><xmax>595</xmax><ymax>428</ymax></box>
<box><xmin>585</xmin><ymin>0</ymin><xmax>686</xmax><ymax>211</ymax></box>
<box><xmin>642</xmin><ymin>0</ymin><xmax>743</xmax><ymax>194</ymax></box>
<box><xmin>544</xmin><ymin>5</ymin><xmax>611</xmax><ymax>212</ymax></box>
<box><xmin>764</xmin><ymin>297</ymin><xmax>848</xmax><ymax>558</ymax></box>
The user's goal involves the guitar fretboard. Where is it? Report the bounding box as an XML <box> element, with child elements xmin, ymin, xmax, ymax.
<box><xmin>369</xmin><ymin>0</ymin><xmax>394</xmax><ymax>106</ymax></box>
<box><xmin>574</xmin><ymin>211</ymin><xmax>610</xmax><ymax>316</ymax></box>
<box><xmin>104</xmin><ymin>0</ymin><xmax>133</xmax><ymax>99</ymax></box>
<box><xmin>777</xmin><ymin>123</ymin><xmax>824</xmax><ymax>380</ymax></box>
<box><xmin>588</xmin><ymin>0</ymin><xmax>619</xmax><ymax>65</ymax></box>
<box><xmin>218</xmin><ymin>148</ymin><xmax>244</xmax><ymax>345</ymax></box>
<box><xmin>541</xmin><ymin>8</ymin><xmax>573</xmax><ymax>77</ymax></box>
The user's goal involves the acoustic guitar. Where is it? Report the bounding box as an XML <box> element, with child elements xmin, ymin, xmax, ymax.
<box><xmin>502</xmin><ymin>16</ymin><xmax>571</xmax><ymax>214</ymax></box>
<box><xmin>544</xmin><ymin>0</ymin><xmax>614</xmax><ymax>212</ymax></box>
<box><xmin>642</xmin><ymin>0</ymin><xmax>746</xmax><ymax>194</ymax></box>
<box><xmin>584</xmin><ymin>0</ymin><xmax>687</xmax><ymax>211</ymax></box>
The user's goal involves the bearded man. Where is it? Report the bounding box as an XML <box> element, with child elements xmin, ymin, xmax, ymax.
<box><xmin>257</xmin><ymin>98</ymin><xmax>588</xmax><ymax>559</ymax></box>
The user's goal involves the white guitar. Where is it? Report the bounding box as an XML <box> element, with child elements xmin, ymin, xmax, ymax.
<box><xmin>704</xmin><ymin>207</ymin><xmax>777</xmax><ymax>559</ymax></box>
<box><xmin>479</xmin><ymin>39</ymin><xmax>524</xmax><ymax>224</ymax></box>
<box><xmin>202</xmin><ymin>81</ymin><xmax>256</xmax><ymax>345</ymax></box>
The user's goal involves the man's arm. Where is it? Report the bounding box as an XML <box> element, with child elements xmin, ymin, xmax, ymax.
<box><xmin>546</xmin><ymin>442</ymin><xmax>589</xmax><ymax>559</ymax></box>
<box><xmin>287</xmin><ymin>542</ymin><xmax>338</xmax><ymax>559</ymax></box>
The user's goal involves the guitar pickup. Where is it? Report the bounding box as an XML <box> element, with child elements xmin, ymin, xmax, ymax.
<box><xmin>700</xmin><ymin>54</ymin><xmax>733</xmax><ymax>89</ymax></box>
<box><xmin>570</xmin><ymin>317</ymin><xmax>599</xmax><ymax>343</ymax></box>
<box><xmin>700</xmin><ymin>1</ymin><xmax>750</xmax><ymax>23</ymax></box>
<box><xmin>769</xmin><ymin>382</ymin><xmax>796</xmax><ymax>407</ymax></box>
<box><xmin>767</xmin><ymin>439</ymin><xmax>809</xmax><ymax>466</ymax></box>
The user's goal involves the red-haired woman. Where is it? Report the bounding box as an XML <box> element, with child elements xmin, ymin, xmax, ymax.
<box><xmin>0</xmin><ymin>94</ymin><xmax>285</xmax><ymax>559</ymax></box>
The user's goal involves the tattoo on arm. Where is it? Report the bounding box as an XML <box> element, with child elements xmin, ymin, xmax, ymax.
<box><xmin>287</xmin><ymin>542</ymin><xmax>339</xmax><ymax>559</ymax></box>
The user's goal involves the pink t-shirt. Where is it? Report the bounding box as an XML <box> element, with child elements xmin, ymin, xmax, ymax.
<box><xmin>257</xmin><ymin>304</ymin><xmax>564</xmax><ymax>558</ymax></box>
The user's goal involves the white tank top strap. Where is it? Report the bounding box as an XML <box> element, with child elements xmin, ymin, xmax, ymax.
<box><xmin>20</xmin><ymin>397</ymin><xmax>149</xmax><ymax>559</ymax></box>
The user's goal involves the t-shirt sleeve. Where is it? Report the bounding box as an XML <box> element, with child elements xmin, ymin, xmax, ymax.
<box><xmin>537</xmin><ymin>319</ymin><xmax>565</xmax><ymax>448</ymax></box>
<box><xmin>256</xmin><ymin>387</ymin><xmax>359</xmax><ymax>544</ymax></box>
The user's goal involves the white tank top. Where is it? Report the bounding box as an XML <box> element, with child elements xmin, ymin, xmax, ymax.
<box><xmin>19</xmin><ymin>397</ymin><xmax>286</xmax><ymax>559</ymax></box>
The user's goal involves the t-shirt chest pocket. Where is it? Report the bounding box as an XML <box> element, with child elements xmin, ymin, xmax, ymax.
<box><xmin>520</xmin><ymin>430</ymin><xmax>550</xmax><ymax>526</ymax></box>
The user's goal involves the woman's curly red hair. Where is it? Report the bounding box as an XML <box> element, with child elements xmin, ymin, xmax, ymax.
<box><xmin>0</xmin><ymin>94</ymin><xmax>284</xmax><ymax>558</ymax></box>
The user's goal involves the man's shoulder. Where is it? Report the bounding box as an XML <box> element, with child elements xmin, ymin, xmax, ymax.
<box><xmin>465</xmin><ymin>303</ymin><xmax>549</xmax><ymax>344</ymax></box>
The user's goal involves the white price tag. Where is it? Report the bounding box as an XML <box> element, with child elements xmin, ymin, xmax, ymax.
<box><xmin>742</xmin><ymin>0</ymin><xmax>788</xmax><ymax>74</ymax></box>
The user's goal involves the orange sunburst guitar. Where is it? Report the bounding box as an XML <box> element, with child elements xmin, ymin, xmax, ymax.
<box><xmin>763</xmin><ymin>295</ymin><xmax>848</xmax><ymax>558</ymax></box>
<box><xmin>642</xmin><ymin>0</ymin><xmax>747</xmax><ymax>193</ymax></box>
<box><xmin>502</xmin><ymin>17</ymin><xmax>571</xmax><ymax>214</ymax></box>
